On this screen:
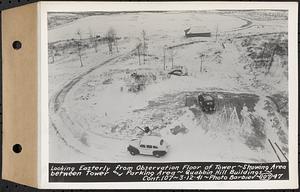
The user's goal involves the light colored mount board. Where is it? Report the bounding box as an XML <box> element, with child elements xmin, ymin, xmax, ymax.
<box><xmin>0</xmin><ymin>1</ymin><xmax>298</xmax><ymax>190</ymax></box>
<box><xmin>2</xmin><ymin>3</ymin><xmax>38</xmax><ymax>188</ymax></box>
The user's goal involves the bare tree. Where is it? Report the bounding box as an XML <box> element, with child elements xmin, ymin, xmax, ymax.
<box><xmin>107</xmin><ymin>28</ymin><xmax>114</xmax><ymax>54</ymax></box>
<box><xmin>163</xmin><ymin>45</ymin><xmax>167</xmax><ymax>70</ymax></box>
<box><xmin>266</xmin><ymin>35</ymin><xmax>282</xmax><ymax>74</ymax></box>
<box><xmin>89</xmin><ymin>28</ymin><xmax>98</xmax><ymax>53</ymax></box>
<box><xmin>215</xmin><ymin>24</ymin><xmax>219</xmax><ymax>42</ymax></box>
<box><xmin>169</xmin><ymin>49</ymin><xmax>177</xmax><ymax>69</ymax></box>
<box><xmin>107</xmin><ymin>27</ymin><xmax>119</xmax><ymax>54</ymax></box>
<box><xmin>142</xmin><ymin>30</ymin><xmax>148</xmax><ymax>64</ymax></box>
<box><xmin>266</xmin><ymin>44</ymin><xmax>279</xmax><ymax>74</ymax></box>
<box><xmin>76</xmin><ymin>29</ymin><xmax>84</xmax><ymax>67</ymax></box>
<box><xmin>113</xmin><ymin>32</ymin><xmax>119</xmax><ymax>53</ymax></box>
<box><xmin>137</xmin><ymin>43</ymin><xmax>142</xmax><ymax>65</ymax></box>
<box><xmin>260</xmin><ymin>42</ymin><xmax>267</xmax><ymax>67</ymax></box>
<box><xmin>49</xmin><ymin>44</ymin><xmax>56</xmax><ymax>64</ymax></box>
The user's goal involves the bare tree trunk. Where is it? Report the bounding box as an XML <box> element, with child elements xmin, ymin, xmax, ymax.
<box><xmin>108</xmin><ymin>38</ymin><xmax>113</xmax><ymax>54</ymax></box>
<box><xmin>76</xmin><ymin>30</ymin><xmax>85</xmax><ymax>67</ymax></box>
<box><xmin>266</xmin><ymin>45</ymin><xmax>277</xmax><ymax>74</ymax></box>
<box><xmin>49</xmin><ymin>45</ymin><xmax>55</xmax><ymax>64</ymax></box>
<box><xmin>79</xmin><ymin>54</ymin><xmax>83</xmax><ymax>67</ymax></box>
<box><xmin>142</xmin><ymin>30</ymin><xmax>147</xmax><ymax>65</ymax></box>
<box><xmin>200</xmin><ymin>58</ymin><xmax>203</xmax><ymax>72</ymax></box>
<box><xmin>261</xmin><ymin>43</ymin><xmax>267</xmax><ymax>67</ymax></box>
<box><xmin>137</xmin><ymin>44</ymin><xmax>141</xmax><ymax>65</ymax></box>
<box><xmin>49</xmin><ymin>50</ymin><xmax>55</xmax><ymax>64</ymax></box>
<box><xmin>170</xmin><ymin>49</ymin><xmax>176</xmax><ymax>69</ymax></box>
<box><xmin>95</xmin><ymin>43</ymin><xmax>98</xmax><ymax>53</ymax></box>
<box><xmin>94</xmin><ymin>37</ymin><xmax>98</xmax><ymax>53</ymax></box>
<box><xmin>163</xmin><ymin>47</ymin><xmax>166</xmax><ymax>70</ymax></box>
<box><xmin>199</xmin><ymin>54</ymin><xmax>204</xmax><ymax>72</ymax></box>
<box><xmin>143</xmin><ymin>39</ymin><xmax>146</xmax><ymax>65</ymax></box>
<box><xmin>114</xmin><ymin>38</ymin><xmax>119</xmax><ymax>53</ymax></box>
<box><xmin>266</xmin><ymin>35</ymin><xmax>281</xmax><ymax>73</ymax></box>
<box><xmin>77</xmin><ymin>41</ymin><xmax>83</xmax><ymax>67</ymax></box>
<box><xmin>89</xmin><ymin>29</ymin><xmax>98</xmax><ymax>53</ymax></box>
<box><xmin>215</xmin><ymin>24</ymin><xmax>219</xmax><ymax>42</ymax></box>
<box><xmin>107</xmin><ymin>28</ymin><xmax>116</xmax><ymax>54</ymax></box>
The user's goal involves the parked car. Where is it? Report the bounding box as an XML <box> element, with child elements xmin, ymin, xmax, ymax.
<box><xmin>127</xmin><ymin>136</ymin><xmax>168</xmax><ymax>158</ymax></box>
<box><xmin>198</xmin><ymin>94</ymin><xmax>216</xmax><ymax>113</ymax></box>
<box><xmin>168</xmin><ymin>66</ymin><xmax>188</xmax><ymax>76</ymax></box>
<box><xmin>168</xmin><ymin>69</ymin><xmax>184</xmax><ymax>76</ymax></box>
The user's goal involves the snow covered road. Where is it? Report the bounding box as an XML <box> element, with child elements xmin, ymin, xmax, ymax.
<box><xmin>48</xmin><ymin>10</ymin><xmax>288</xmax><ymax>163</ymax></box>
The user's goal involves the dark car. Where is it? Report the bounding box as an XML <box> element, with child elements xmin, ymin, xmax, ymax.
<box><xmin>168</xmin><ymin>69</ymin><xmax>184</xmax><ymax>76</ymax></box>
<box><xmin>198</xmin><ymin>94</ymin><xmax>216</xmax><ymax>113</ymax></box>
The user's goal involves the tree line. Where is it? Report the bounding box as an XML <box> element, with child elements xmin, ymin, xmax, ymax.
<box><xmin>48</xmin><ymin>27</ymin><xmax>120</xmax><ymax>67</ymax></box>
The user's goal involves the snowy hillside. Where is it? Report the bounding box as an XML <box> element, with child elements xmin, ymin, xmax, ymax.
<box><xmin>48</xmin><ymin>10</ymin><xmax>289</xmax><ymax>163</ymax></box>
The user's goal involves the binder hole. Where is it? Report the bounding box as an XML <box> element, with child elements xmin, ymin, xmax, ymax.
<box><xmin>12</xmin><ymin>41</ymin><xmax>22</xmax><ymax>50</ymax></box>
<box><xmin>12</xmin><ymin>144</ymin><xmax>22</xmax><ymax>153</ymax></box>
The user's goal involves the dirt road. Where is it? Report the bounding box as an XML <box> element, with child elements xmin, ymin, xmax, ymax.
<box><xmin>49</xmin><ymin>47</ymin><xmax>138</xmax><ymax>156</ymax></box>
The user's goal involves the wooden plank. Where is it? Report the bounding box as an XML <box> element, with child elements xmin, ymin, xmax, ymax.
<box><xmin>268</xmin><ymin>139</ymin><xmax>282</xmax><ymax>162</ymax></box>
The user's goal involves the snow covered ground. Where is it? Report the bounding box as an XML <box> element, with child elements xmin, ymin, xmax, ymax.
<box><xmin>48</xmin><ymin>10</ymin><xmax>288</xmax><ymax>163</ymax></box>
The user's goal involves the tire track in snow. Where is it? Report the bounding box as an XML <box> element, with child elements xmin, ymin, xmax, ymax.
<box><xmin>53</xmin><ymin>55</ymin><xmax>123</xmax><ymax>112</ymax></box>
<box><xmin>50</xmin><ymin>48</ymin><xmax>138</xmax><ymax>154</ymax></box>
<box><xmin>230</xmin><ymin>16</ymin><xmax>253</xmax><ymax>32</ymax></box>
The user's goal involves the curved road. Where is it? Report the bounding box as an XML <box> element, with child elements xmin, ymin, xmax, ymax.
<box><xmin>50</xmin><ymin>47</ymin><xmax>138</xmax><ymax>156</ymax></box>
<box><xmin>49</xmin><ymin>15</ymin><xmax>287</xmax><ymax>162</ymax></box>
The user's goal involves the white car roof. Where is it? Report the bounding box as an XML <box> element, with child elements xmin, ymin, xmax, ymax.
<box><xmin>140</xmin><ymin>136</ymin><xmax>163</xmax><ymax>145</ymax></box>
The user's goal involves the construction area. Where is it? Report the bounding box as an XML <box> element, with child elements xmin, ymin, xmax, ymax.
<box><xmin>48</xmin><ymin>10</ymin><xmax>289</xmax><ymax>163</ymax></box>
